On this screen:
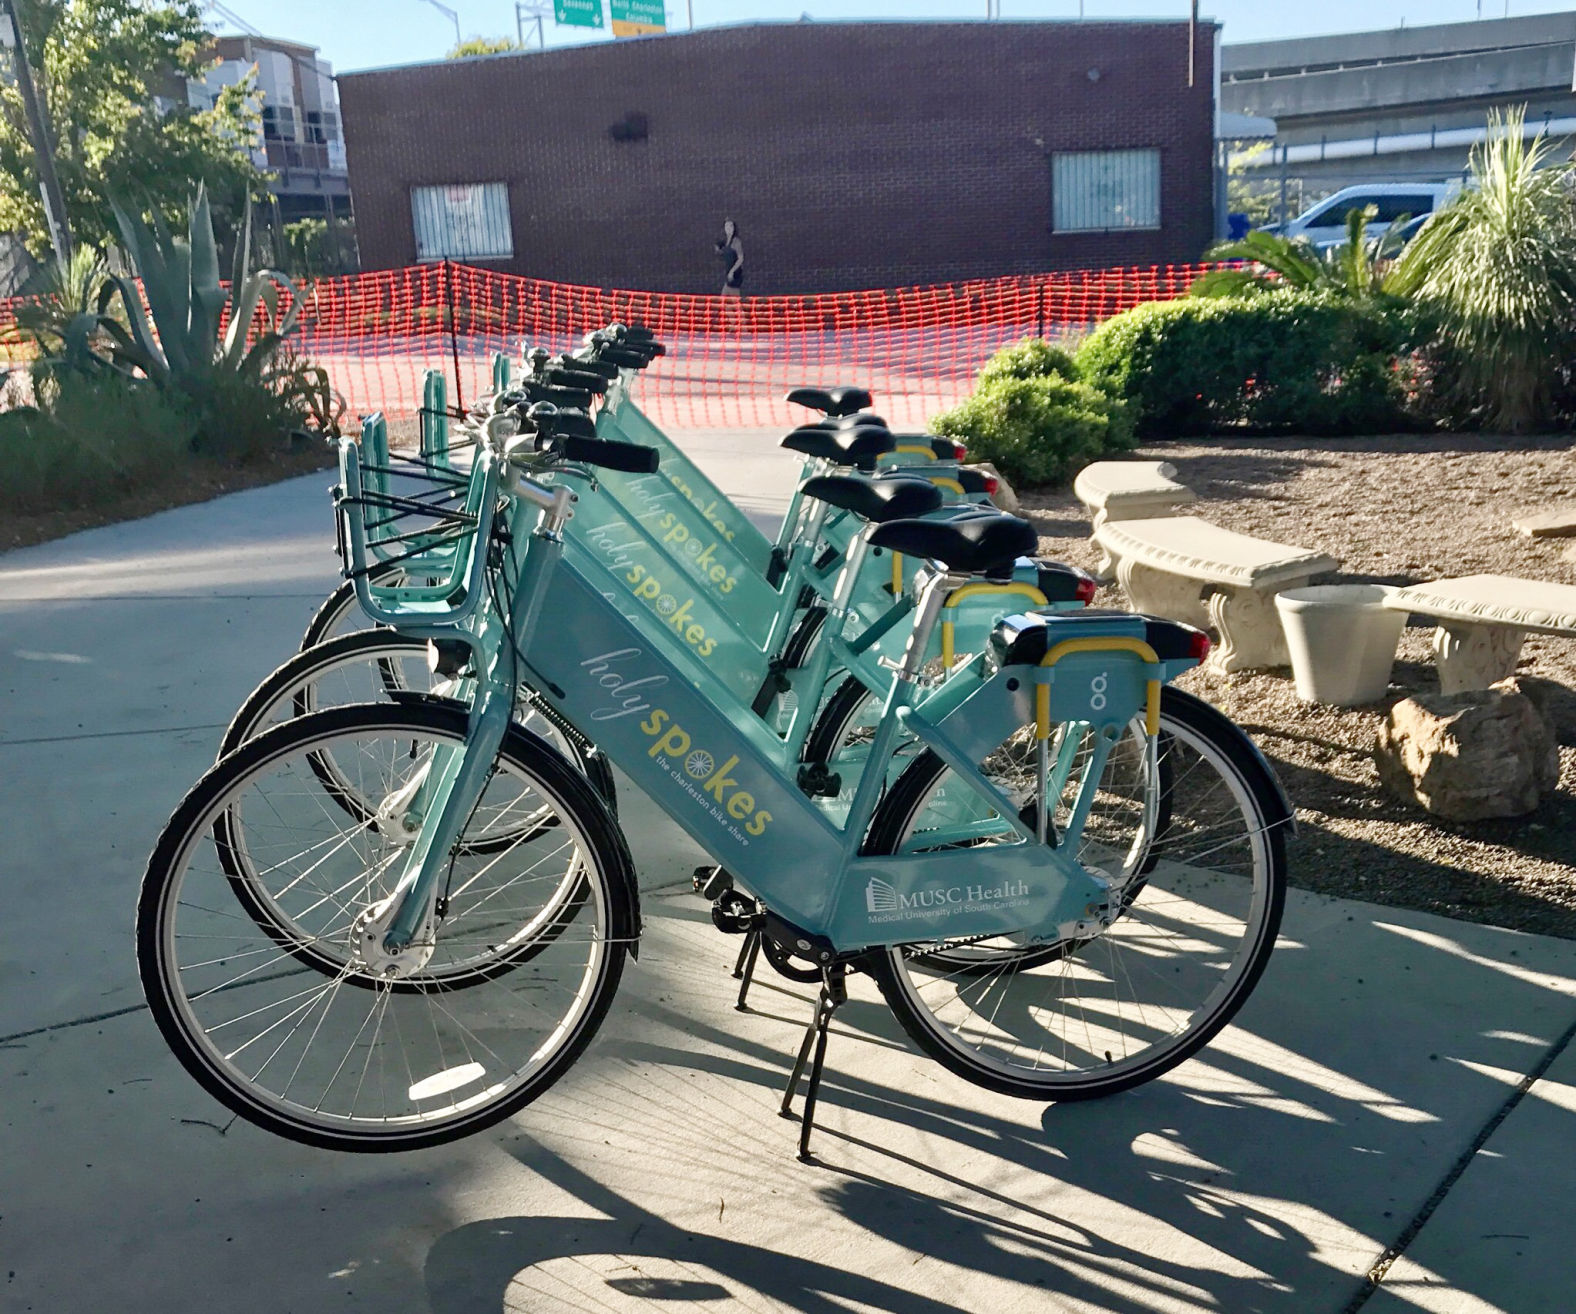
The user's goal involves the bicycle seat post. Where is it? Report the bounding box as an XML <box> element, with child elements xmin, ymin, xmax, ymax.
<box><xmin>897</xmin><ymin>568</ymin><xmax>970</xmax><ymax>682</ymax></box>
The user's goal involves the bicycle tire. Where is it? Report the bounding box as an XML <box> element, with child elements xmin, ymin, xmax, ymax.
<box><xmin>138</xmin><ymin>701</ymin><xmax>638</xmax><ymax>1152</ymax></box>
<box><xmin>863</xmin><ymin>686</ymin><xmax>1289</xmax><ymax>1101</ymax></box>
<box><xmin>223</xmin><ymin>629</ymin><xmax>618</xmax><ymax>810</ymax></box>
<box><xmin>300</xmin><ymin>562</ymin><xmax>399</xmax><ymax>651</ymax></box>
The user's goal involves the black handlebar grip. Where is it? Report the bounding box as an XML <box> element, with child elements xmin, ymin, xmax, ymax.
<box><xmin>564</xmin><ymin>354</ymin><xmax>621</xmax><ymax>381</ymax></box>
<box><xmin>519</xmin><ymin>381</ymin><xmax>595</xmax><ymax>410</ymax></box>
<box><xmin>595</xmin><ymin>346</ymin><xmax>650</xmax><ymax>369</ymax></box>
<box><xmin>543</xmin><ymin>366</ymin><xmax>609</xmax><ymax>395</ymax></box>
<box><xmin>537</xmin><ymin>409</ymin><xmax>598</xmax><ymax>440</ymax></box>
<box><xmin>561</xmin><ymin>435</ymin><xmax>661</xmax><ymax>474</ymax></box>
<box><xmin>620</xmin><ymin>326</ymin><xmax>664</xmax><ymax>354</ymax></box>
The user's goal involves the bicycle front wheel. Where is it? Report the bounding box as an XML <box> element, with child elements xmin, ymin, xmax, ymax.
<box><xmin>220</xmin><ymin>628</ymin><xmax>617</xmax><ymax>810</ymax></box>
<box><xmin>300</xmin><ymin>563</ymin><xmax>400</xmax><ymax>650</ymax></box>
<box><xmin>138</xmin><ymin>702</ymin><xmax>636</xmax><ymax>1152</ymax></box>
<box><xmin>864</xmin><ymin>686</ymin><xmax>1288</xmax><ymax>1102</ymax></box>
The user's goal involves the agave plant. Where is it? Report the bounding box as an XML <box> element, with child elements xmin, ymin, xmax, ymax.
<box><xmin>101</xmin><ymin>185</ymin><xmax>300</xmax><ymax>395</ymax></box>
<box><xmin>1387</xmin><ymin>108</ymin><xmax>1576</xmax><ymax>432</ymax></box>
<box><xmin>6</xmin><ymin>246</ymin><xmax>118</xmax><ymax>379</ymax></box>
<box><xmin>1191</xmin><ymin>205</ymin><xmax>1410</xmax><ymax>300</ymax></box>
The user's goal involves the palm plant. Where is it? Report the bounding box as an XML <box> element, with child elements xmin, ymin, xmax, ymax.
<box><xmin>1191</xmin><ymin>205</ymin><xmax>1406</xmax><ymax>300</ymax></box>
<box><xmin>1386</xmin><ymin>108</ymin><xmax>1576</xmax><ymax>432</ymax></box>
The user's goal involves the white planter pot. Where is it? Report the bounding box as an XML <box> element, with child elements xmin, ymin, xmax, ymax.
<box><xmin>1274</xmin><ymin>584</ymin><xmax>1407</xmax><ymax>707</ymax></box>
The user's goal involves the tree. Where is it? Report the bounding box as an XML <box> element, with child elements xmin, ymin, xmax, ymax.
<box><xmin>446</xmin><ymin>35</ymin><xmax>519</xmax><ymax>58</ymax></box>
<box><xmin>1225</xmin><ymin>140</ymin><xmax>1281</xmax><ymax>230</ymax></box>
<box><xmin>0</xmin><ymin>0</ymin><xmax>269</xmax><ymax>257</ymax></box>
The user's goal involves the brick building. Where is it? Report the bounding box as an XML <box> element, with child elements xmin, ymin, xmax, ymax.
<box><xmin>338</xmin><ymin>20</ymin><xmax>1218</xmax><ymax>294</ymax></box>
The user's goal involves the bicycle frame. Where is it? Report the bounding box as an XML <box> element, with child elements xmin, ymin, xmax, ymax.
<box><xmin>339</xmin><ymin>447</ymin><xmax>1195</xmax><ymax>959</ymax></box>
<box><xmin>595</xmin><ymin>385</ymin><xmax>982</xmax><ymax>597</ymax></box>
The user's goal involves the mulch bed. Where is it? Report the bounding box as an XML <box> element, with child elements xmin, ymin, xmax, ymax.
<box><xmin>1</xmin><ymin>441</ymin><xmax>336</xmax><ymax>553</ymax></box>
<box><xmin>1021</xmin><ymin>433</ymin><xmax>1576</xmax><ymax>940</ymax></box>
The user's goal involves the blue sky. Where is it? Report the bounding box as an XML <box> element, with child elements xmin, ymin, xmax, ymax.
<box><xmin>212</xmin><ymin>0</ymin><xmax>1576</xmax><ymax>74</ymax></box>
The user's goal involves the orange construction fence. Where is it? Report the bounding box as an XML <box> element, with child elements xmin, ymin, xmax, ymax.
<box><xmin>0</xmin><ymin>259</ymin><xmax>1210</xmax><ymax>431</ymax></box>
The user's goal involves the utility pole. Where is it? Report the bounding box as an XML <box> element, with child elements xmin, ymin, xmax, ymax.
<box><xmin>418</xmin><ymin>0</ymin><xmax>462</xmax><ymax>48</ymax></box>
<box><xmin>0</xmin><ymin>0</ymin><xmax>70</xmax><ymax>261</ymax></box>
<box><xmin>1188</xmin><ymin>0</ymin><xmax>1199</xmax><ymax>87</ymax></box>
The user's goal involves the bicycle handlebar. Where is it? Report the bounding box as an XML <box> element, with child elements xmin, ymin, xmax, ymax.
<box><xmin>561</xmin><ymin>434</ymin><xmax>661</xmax><ymax>474</ymax></box>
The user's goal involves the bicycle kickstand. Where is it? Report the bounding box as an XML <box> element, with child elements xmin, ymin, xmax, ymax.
<box><xmin>733</xmin><ymin>929</ymin><xmax>762</xmax><ymax>1011</ymax></box>
<box><xmin>779</xmin><ymin>963</ymin><xmax>848</xmax><ymax>1161</ymax></box>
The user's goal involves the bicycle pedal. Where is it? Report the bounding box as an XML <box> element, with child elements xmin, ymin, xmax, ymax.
<box><xmin>693</xmin><ymin>865</ymin><xmax>732</xmax><ymax>900</ymax></box>
<box><xmin>710</xmin><ymin>889</ymin><xmax>759</xmax><ymax>935</ymax></box>
<box><xmin>796</xmin><ymin>762</ymin><xmax>842</xmax><ymax>798</ymax></box>
<box><xmin>427</xmin><ymin>639</ymin><xmax>473</xmax><ymax>678</ymax></box>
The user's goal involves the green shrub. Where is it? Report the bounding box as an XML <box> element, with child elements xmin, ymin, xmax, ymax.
<box><xmin>932</xmin><ymin>374</ymin><xmax>1134</xmax><ymax>488</ymax></box>
<box><xmin>0</xmin><ymin>370</ymin><xmax>197</xmax><ymax>512</ymax></box>
<box><xmin>977</xmin><ymin>337</ymin><xmax>1080</xmax><ymax>386</ymax></box>
<box><xmin>1074</xmin><ymin>289</ymin><xmax>1423</xmax><ymax>437</ymax></box>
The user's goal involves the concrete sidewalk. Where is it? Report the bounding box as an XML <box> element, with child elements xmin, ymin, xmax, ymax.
<box><xmin>3</xmin><ymin>444</ymin><xmax>1575</xmax><ymax>1313</ymax></box>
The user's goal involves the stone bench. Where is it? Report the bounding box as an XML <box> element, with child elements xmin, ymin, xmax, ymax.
<box><xmin>1384</xmin><ymin>574</ymin><xmax>1576</xmax><ymax>693</ymax></box>
<box><xmin>1095</xmin><ymin>515</ymin><xmax>1340</xmax><ymax>672</ymax></box>
<box><xmin>1073</xmin><ymin>460</ymin><xmax>1196</xmax><ymax>581</ymax></box>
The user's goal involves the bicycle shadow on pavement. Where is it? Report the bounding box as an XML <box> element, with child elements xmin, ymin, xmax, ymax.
<box><xmin>419</xmin><ymin>891</ymin><xmax>1576</xmax><ymax>1312</ymax></box>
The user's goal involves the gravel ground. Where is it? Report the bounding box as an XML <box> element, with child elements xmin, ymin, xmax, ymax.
<box><xmin>1021</xmin><ymin>433</ymin><xmax>1576</xmax><ymax>940</ymax></box>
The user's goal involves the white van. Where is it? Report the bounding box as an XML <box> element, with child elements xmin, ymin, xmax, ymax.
<box><xmin>1266</xmin><ymin>182</ymin><xmax>1462</xmax><ymax>247</ymax></box>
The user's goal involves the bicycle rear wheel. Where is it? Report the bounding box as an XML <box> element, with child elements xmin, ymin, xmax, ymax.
<box><xmin>812</xmin><ymin>673</ymin><xmax>1171</xmax><ymax>973</ymax></box>
<box><xmin>138</xmin><ymin>701</ymin><xmax>637</xmax><ymax>1152</ymax></box>
<box><xmin>863</xmin><ymin>686</ymin><xmax>1288</xmax><ymax>1101</ymax></box>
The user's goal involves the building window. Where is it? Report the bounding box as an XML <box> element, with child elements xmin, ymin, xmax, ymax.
<box><xmin>411</xmin><ymin>182</ymin><xmax>514</xmax><ymax>262</ymax></box>
<box><xmin>262</xmin><ymin>105</ymin><xmax>294</xmax><ymax>141</ymax></box>
<box><xmin>1052</xmin><ymin>149</ymin><xmax>1161</xmax><ymax>233</ymax></box>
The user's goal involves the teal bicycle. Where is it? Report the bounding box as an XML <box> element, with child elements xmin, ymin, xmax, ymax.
<box><xmin>300</xmin><ymin>325</ymin><xmax>993</xmax><ymax>647</ymax></box>
<box><xmin>138</xmin><ymin>380</ymin><xmax>1292</xmax><ymax>1159</ymax></box>
<box><xmin>240</xmin><ymin>331</ymin><xmax>1079</xmax><ymax>792</ymax></box>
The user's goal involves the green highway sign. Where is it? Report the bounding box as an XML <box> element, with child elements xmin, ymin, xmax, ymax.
<box><xmin>609</xmin><ymin>0</ymin><xmax>664</xmax><ymax>34</ymax></box>
<box><xmin>554</xmin><ymin>0</ymin><xmax>603</xmax><ymax>28</ymax></box>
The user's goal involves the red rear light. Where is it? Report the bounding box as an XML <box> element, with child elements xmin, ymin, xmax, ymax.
<box><xmin>950</xmin><ymin>441</ymin><xmax>967</xmax><ymax>460</ymax></box>
<box><xmin>1074</xmin><ymin>576</ymin><xmax>1098</xmax><ymax>605</ymax></box>
<box><xmin>983</xmin><ymin>475</ymin><xmax>1000</xmax><ymax>494</ymax></box>
<box><xmin>1189</xmin><ymin>630</ymin><xmax>1212</xmax><ymax>660</ymax></box>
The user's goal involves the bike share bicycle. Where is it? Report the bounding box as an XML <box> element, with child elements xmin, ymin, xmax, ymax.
<box><xmin>137</xmin><ymin>377</ymin><xmax>1295</xmax><ymax>1158</ymax></box>
<box><xmin>227</xmin><ymin>329</ymin><xmax>1082</xmax><ymax>804</ymax></box>
<box><xmin>214</xmin><ymin>331</ymin><xmax>1141</xmax><ymax>1026</ymax></box>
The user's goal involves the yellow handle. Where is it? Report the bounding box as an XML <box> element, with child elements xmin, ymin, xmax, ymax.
<box><xmin>928</xmin><ymin>476</ymin><xmax>965</xmax><ymax>496</ymax></box>
<box><xmin>893</xmin><ymin>444</ymin><xmax>937</xmax><ymax>461</ymax></box>
<box><xmin>939</xmin><ymin>581</ymin><xmax>1049</xmax><ymax>667</ymax></box>
<box><xmin>891</xmin><ymin>550</ymin><xmax>903</xmax><ymax>595</ymax></box>
<box><xmin>1034</xmin><ymin>636</ymin><xmax>1162</xmax><ymax>739</ymax></box>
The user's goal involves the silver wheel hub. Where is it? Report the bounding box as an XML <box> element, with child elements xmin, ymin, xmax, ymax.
<box><xmin>350</xmin><ymin>900</ymin><xmax>436</xmax><ymax>978</ymax></box>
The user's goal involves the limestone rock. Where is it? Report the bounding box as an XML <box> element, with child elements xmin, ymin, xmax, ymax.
<box><xmin>1494</xmin><ymin>674</ymin><xmax>1576</xmax><ymax>745</ymax></box>
<box><xmin>966</xmin><ymin>463</ymin><xmax>1020</xmax><ymax>515</ymax></box>
<box><xmin>1375</xmin><ymin>686</ymin><xmax>1559</xmax><ymax>821</ymax></box>
<box><xmin>1511</xmin><ymin>506</ymin><xmax>1576</xmax><ymax>538</ymax></box>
